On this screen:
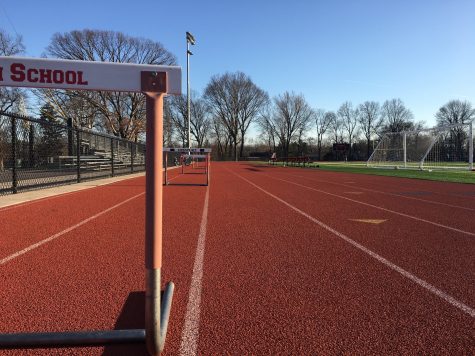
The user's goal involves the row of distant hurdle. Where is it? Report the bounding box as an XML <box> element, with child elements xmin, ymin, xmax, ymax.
<box><xmin>163</xmin><ymin>147</ymin><xmax>211</xmax><ymax>186</ymax></box>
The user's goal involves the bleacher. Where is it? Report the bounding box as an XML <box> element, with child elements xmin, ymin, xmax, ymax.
<box><xmin>269</xmin><ymin>154</ymin><xmax>312</xmax><ymax>167</ymax></box>
<box><xmin>58</xmin><ymin>149</ymin><xmax>144</xmax><ymax>172</ymax></box>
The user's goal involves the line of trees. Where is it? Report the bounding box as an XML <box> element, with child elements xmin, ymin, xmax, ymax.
<box><xmin>1</xmin><ymin>28</ymin><xmax>475</xmax><ymax>161</ymax></box>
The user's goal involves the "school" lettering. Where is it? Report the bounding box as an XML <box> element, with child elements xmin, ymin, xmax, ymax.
<box><xmin>9</xmin><ymin>63</ymin><xmax>88</xmax><ymax>86</ymax></box>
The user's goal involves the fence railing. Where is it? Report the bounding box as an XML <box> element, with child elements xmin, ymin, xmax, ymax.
<box><xmin>0</xmin><ymin>111</ymin><xmax>146</xmax><ymax>196</ymax></box>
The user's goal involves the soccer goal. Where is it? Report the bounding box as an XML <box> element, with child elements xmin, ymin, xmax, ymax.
<box><xmin>367</xmin><ymin>122</ymin><xmax>474</xmax><ymax>170</ymax></box>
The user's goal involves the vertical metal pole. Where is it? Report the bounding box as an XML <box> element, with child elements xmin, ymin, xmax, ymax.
<box><xmin>67</xmin><ymin>118</ymin><xmax>73</xmax><ymax>156</ymax></box>
<box><xmin>11</xmin><ymin>117</ymin><xmax>17</xmax><ymax>194</ymax></box>
<box><xmin>76</xmin><ymin>129</ymin><xmax>81</xmax><ymax>183</ymax></box>
<box><xmin>29</xmin><ymin>124</ymin><xmax>35</xmax><ymax>168</ymax></box>
<box><xmin>206</xmin><ymin>153</ymin><xmax>210</xmax><ymax>186</ymax></box>
<box><xmin>469</xmin><ymin>121</ymin><xmax>473</xmax><ymax>171</ymax></box>
<box><xmin>187</xmin><ymin>41</ymin><xmax>191</xmax><ymax>149</ymax></box>
<box><xmin>111</xmin><ymin>138</ymin><xmax>115</xmax><ymax>177</ymax></box>
<box><xmin>164</xmin><ymin>152</ymin><xmax>168</xmax><ymax>185</ymax></box>
<box><xmin>131</xmin><ymin>143</ymin><xmax>134</xmax><ymax>173</ymax></box>
<box><xmin>403</xmin><ymin>132</ymin><xmax>407</xmax><ymax>168</ymax></box>
<box><xmin>145</xmin><ymin>92</ymin><xmax>164</xmax><ymax>356</ymax></box>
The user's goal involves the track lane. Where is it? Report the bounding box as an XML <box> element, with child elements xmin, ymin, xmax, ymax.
<box><xmin>269</xmin><ymin>165</ymin><xmax>475</xmax><ymax>208</ymax></box>
<box><xmin>277</xmin><ymin>169</ymin><xmax>475</xmax><ymax>212</ymax></box>
<box><xmin>0</xmin><ymin>172</ymin><xmax>207</xmax><ymax>355</ymax></box>
<box><xmin>196</xmin><ymin>163</ymin><xmax>474</xmax><ymax>354</ymax></box>
<box><xmin>0</xmin><ymin>177</ymin><xmax>145</xmax><ymax>258</ymax></box>
<box><xmin>261</xmin><ymin>167</ymin><xmax>475</xmax><ymax>234</ymax></box>
<box><xmin>2</xmin><ymin>162</ymin><xmax>474</xmax><ymax>355</ymax></box>
<box><xmin>235</xmin><ymin>165</ymin><xmax>475</xmax><ymax>308</ymax></box>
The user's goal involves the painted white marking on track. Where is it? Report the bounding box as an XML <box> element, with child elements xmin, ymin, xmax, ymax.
<box><xmin>180</xmin><ymin>184</ymin><xmax>210</xmax><ymax>356</ymax></box>
<box><xmin>0</xmin><ymin>192</ymin><xmax>145</xmax><ymax>265</ymax></box>
<box><xmin>287</xmin><ymin>172</ymin><xmax>475</xmax><ymax>212</ymax></box>
<box><xmin>232</xmin><ymin>170</ymin><xmax>475</xmax><ymax>319</ymax></box>
<box><xmin>269</xmin><ymin>175</ymin><xmax>475</xmax><ymax>237</ymax></box>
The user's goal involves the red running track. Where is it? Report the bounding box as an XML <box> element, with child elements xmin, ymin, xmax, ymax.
<box><xmin>0</xmin><ymin>162</ymin><xmax>474</xmax><ymax>355</ymax></box>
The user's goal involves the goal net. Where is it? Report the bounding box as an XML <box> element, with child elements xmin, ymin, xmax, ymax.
<box><xmin>367</xmin><ymin>122</ymin><xmax>474</xmax><ymax>170</ymax></box>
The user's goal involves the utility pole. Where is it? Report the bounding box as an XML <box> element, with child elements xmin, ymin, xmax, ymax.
<box><xmin>186</xmin><ymin>31</ymin><xmax>195</xmax><ymax>149</ymax></box>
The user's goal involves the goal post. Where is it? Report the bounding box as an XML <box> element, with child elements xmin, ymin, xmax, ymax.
<box><xmin>367</xmin><ymin>122</ymin><xmax>474</xmax><ymax>171</ymax></box>
<box><xmin>470</xmin><ymin>121</ymin><xmax>474</xmax><ymax>171</ymax></box>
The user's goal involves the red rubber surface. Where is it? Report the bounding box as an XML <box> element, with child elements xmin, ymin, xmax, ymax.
<box><xmin>0</xmin><ymin>163</ymin><xmax>474</xmax><ymax>354</ymax></box>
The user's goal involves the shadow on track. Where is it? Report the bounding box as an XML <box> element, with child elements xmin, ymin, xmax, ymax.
<box><xmin>102</xmin><ymin>291</ymin><xmax>147</xmax><ymax>356</ymax></box>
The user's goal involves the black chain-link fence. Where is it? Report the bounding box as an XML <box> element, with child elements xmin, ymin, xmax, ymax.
<box><xmin>0</xmin><ymin>111</ymin><xmax>145</xmax><ymax>196</ymax></box>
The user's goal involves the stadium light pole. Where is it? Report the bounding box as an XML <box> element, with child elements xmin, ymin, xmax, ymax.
<box><xmin>186</xmin><ymin>31</ymin><xmax>195</xmax><ymax>149</ymax></box>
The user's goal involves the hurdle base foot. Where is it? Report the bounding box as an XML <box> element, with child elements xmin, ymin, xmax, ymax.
<box><xmin>0</xmin><ymin>282</ymin><xmax>175</xmax><ymax>353</ymax></box>
<box><xmin>0</xmin><ymin>329</ymin><xmax>145</xmax><ymax>349</ymax></box>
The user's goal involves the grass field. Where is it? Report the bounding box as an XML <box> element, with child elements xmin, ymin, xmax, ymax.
<box><xmin>258</xmin><ymin>161</ymin><xmax>475</xmax><ymax>184</ymax></box>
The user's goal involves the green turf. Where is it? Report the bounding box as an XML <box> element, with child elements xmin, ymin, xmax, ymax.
<box><xmin>257</xmin><ymin>161</ymin><xmax>475</xmax><ymax>184</ymax></box>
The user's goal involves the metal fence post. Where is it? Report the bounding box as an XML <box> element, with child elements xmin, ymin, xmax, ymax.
<box><xmin>29</xmin><ymin>124</ymin><xmax>35</xmax><ymax>168</ymax></box>
<box><xmin>67</xmin><ymin>118</ymin><xmax>73</xmax><ymax>156</ymax></box>
<box><xmin>131</xmin><ymin>143</ymin><xmax>134</xmax><ymax>173</ymax></box>
<box><xmin>111</xmin><ymin>137</ymin><xmax>115</xmax><ymax>177</ymax></box>
<box><xmin>11</xmin><ymin>117</ymin><xmax>17</xmax><ymax>194</ymax></box>
<box><xmin>76</xmin><ymin>129</ymin><xmax>81</xmax><ymax>183</ymax></box>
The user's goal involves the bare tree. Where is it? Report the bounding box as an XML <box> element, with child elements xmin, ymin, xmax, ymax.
<box><xmin>272</xmin><ymin>92</ymin><xmax>314</xmax><ymax>157</ymax></box>
<box><xmin>163</xmin><ymin>99</ymin><xmax>175</xmax><ymax>146</ymax></box>
<box><xmin>338</xmin><ymin>102</ymin><xmax>360</xmax><ymax>157</ymax></box>
<box><xmin>358</xmin><ymin>101</ymin><xmax>382</xmax><ymax>159</ymax></box>
<box><xmin>436</xmin><ymin>100</ymin><xmax>475</xmax><ymax>126</ymax></box>
<box><xmin>40</xmin><ymin>29</ymin><xmax>176</xmax><ymax>139</ymax></box>
<box><xmin>381</xmin><ymin>98</ymin><xmax>414</xmax><ymax>133</ymax></box>
<box><xmin>436</xmin><ymin>100</ymin><xmax>475</xmax><ymax>157</ymax></box>
<box><xmin>35</xmin><ymin>90</ymin><xmax>100</xmax><ymax>129</ymax></box>
<box><xmin>204</xmin><ymin>72</ymin><xmax>268</xmax><ymax>161</ymax></box>
<box><xmin>166</xmin><ymin>95</ymin><xmax>187</xmax><ymax>146</ymax></box>
<box><xmin>166</xmin><ymin>91</ymin><xmax>211</xmax><ymax>148</ymax></box>
<box><xmin>328</xmin><ymin>111</ymin><xmax>343</xmax><ymax>144</ymax></box>
<box><xmin>190</xmin><ymin>96</ymin><xmax>211</xmax><ymax>147</ymax></box>
<box><xmin>210</xmin><ymin>114</ymin><xmax>230</xmax><ymax>159</ymax></box>
<box><xmin>0</xmin><ymin>29</ymin><xmax>26</xmax><ymax>112</ymax></box>
<box><xmin>0</xmin><ymin>29</ymin><xmax>27</xmax><ymax>172</ymax></box>
<box><xmin>256</xmin><ymin>106</ymin><xmax>277</xmax><ymax>153</ymax></box>
<box><xmin>314</xmin><ymin>109</ymin><xmax>332</xmax><ymax>160</ymax></box>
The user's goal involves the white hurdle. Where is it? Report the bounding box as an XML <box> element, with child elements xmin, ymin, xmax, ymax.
<box><xmin>163</xmin><ymin>148</ymin><xmax>211</xmax><ymax>186</ymax></box>
<box><xmin>0</xmin><ymin>56</ymin><xmax>181</xmax><ymax>356</ymax></box>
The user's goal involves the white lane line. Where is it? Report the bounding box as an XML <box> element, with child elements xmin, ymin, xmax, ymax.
<box><xmin>267</xmin><ymin>174</ymin><xmax>475</xmax><ymax>237</ymax></box>
<box><xmin>283</xmin><ymin>171</ymin><xmax>475</xmax><ymax>212</ymax></box>
<box><xmin>231</xmin><ymin>170</ymin><xmax>475</xmax><ymax>318</ymax></box>
<box><xmin>164</xmin><ymin>166</ymin><xmax>184</xmax><ymax>184</ymax></box>
<box><xmin>0</xmin><ymin>192</ymin><xmax>145</xmax><ymax>265</ymax></box>
<box><xmin>180</xmin><ymin>184</ymin><xmax>210</xmax><ymax>356</ymax></box>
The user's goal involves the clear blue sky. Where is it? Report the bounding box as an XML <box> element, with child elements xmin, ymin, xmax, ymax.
<box><xmin>1</xmin><ymin>0</ymin><xmax>474</xmax><ymax>128</ymax></box>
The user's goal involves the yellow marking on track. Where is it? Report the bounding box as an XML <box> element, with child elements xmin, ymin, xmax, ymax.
<box><xmin>344</xmin><ymin>191</ymin><xmax>363</xmax><ymax>195</ymax></box>
<box><xmin>349</xmin><ymin>219</ymin><xmax>387</xmax><ymax>225</ymax></box>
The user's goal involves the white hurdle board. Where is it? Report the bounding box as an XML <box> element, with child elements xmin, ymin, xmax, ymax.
<box><xmin>163</xmin><ymin>147</ymin><xmax>211</xmax><ymax>153</ymax></box>
<box><xmin>0</xmin><ymin>56</ymin><xmax>181</xmax><ymax>94</ymax></box>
